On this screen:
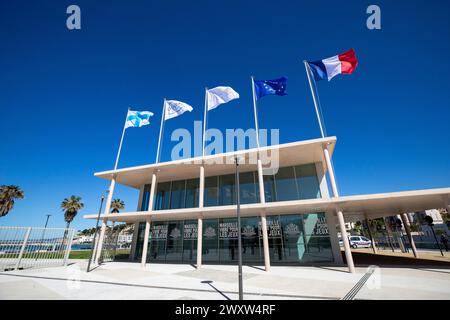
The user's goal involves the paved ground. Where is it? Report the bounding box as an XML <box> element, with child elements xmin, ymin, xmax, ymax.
<box><xmin>1</xmin><ymin>259</ymin><xmax>450</xmax><ymax>300</ymax></box>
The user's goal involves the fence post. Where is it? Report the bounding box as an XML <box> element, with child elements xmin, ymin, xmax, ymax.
<box><xmin>63</xmin><ymin>229</ymin><xmax>74</xmax><ymax>266</ymax></box>
<box><xmin>15</xmin><ymin>227</ymin><xmax>32</xmax><ymax>270</ymax></box>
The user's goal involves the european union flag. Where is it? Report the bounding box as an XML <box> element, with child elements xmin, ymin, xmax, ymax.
<box><xmin>254</xmin><ymin>77</ymin><xmax>288</xmax><ymax>99</ymax></box>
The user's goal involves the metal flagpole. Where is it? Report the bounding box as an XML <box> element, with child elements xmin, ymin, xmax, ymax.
<box><xmin>202</xmin><ymin>88</ymin><xmax>208</xmax><ymax>157</ymax></box>
<box><xmin>156</xmin><ymin>99</ymin><xmax>166</xmax><ymax>164</ymax></box>
<box><xmin>303</xmin><ymin>61</ymin><xmax>325</xmax><ymax>139</ymax></box>
<box><xmin>114</xmin><ymin>107</ymin><xmax>131</xmax><ymax>170</ymax></box>
<box><xmin>303</xmin><ymin>59</ymin><xmax>355</xmax><ymax>273</ymax></box>
<box><xmin>251</xmin><ymin>76</ymin><xmax>260</xmax><ymax>148</ymax></box>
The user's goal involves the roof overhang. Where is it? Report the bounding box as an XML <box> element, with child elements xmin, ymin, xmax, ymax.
<box><xmin>83</xmin><ymin>187</ymin><xmax>450</xmax><ymax>223</ymax></box>
<box><xmin>94</xmin><ymin>136</ymin><xmax>336</xmax><ymax>189</ymax></box>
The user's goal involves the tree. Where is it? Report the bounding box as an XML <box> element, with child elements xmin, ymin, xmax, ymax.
<box><xmin>0</xmin><ymin>185</ymin><xmax>24</xmax><ymax>218</ymax></box>
<box><xmin>61</xmin><ymin>195</ymin><xmax>84</xmax><ymax>229</ymax></box>
<box><xmin>110</xmin><ymin>199</ymin><xmax>125</xmax><ymax>213</ymax></box>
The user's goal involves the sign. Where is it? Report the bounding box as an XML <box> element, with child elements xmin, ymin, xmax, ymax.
<box><xmin>258</xmin><ymin>220</ymin><xmax>282</xmax><ymax>238</ymax></box>
<box><xmin>313</xmin><ymin>217</ymin><xmax>329</xmax><ymax>235</ymax></box>
<box><xmin>219</xmin><ymin>221</ymin><xmax>238</xmax><ymax>239</ymax></box>
<box><xmin>169</xmin><ymin>227</ymin><xmax>181</xmax><ymax>239</ymax></box>
<box><xmin>151</xmin><ymin>224</ymin><xmax>168</xmax><ymax>240</ymax></box>
<box><xmin>242</xmin><ymin>225</ymin><xmax>256</xmax><ymax>238</ymax></box>
<box><xmin>204</xmin><ymin>226</ymin><xmax>217</xmax><ymax>239</ymax></box>
<box><xmin>284</xmin><ymin>223</ymin><xmax>300</xmax><ymax>237</ymax></box>
<box><xmin>183</xmin><ymin>223</ymin><xmax>198</xmax><ymax>239</ymax></box>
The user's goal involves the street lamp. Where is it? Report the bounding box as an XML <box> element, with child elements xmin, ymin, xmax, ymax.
<box><xmin>37</xmin><ymin>214</ymin><xmax>52</xmax><ymax>259</ymax></box>
<box><xmin>424</xmin><ymin>216</ymin><xmax>444</xmax><ymax>257</ymax></box>
<box><xmin>87</xmin><ymin>191</ymin><xmax>107</xmax><ymax>272</ymax></box>
<box><xmin>234</xmin><ymin>156</ymin><xmax>244</xmax><ymax>300</ymax></box>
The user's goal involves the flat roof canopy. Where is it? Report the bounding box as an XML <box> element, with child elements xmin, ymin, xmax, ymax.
<box><xmin>94</xmin><ymin>137</ymin><xmax>336</xmax><ymax>189</ymax></box>
<box><xmin>84</xmin><ymin>187</ymin><xmax>450</xmax><ymax>223</ymax></box>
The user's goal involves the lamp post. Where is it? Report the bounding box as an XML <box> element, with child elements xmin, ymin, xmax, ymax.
<box><xmin>425</xmin><ymin>216</ymin><xmax>444</xmax><ymax>257</ymax></box>
<box><xmin>44</xmin><ymin>214</ymin><xmax>51</xmax><ymax>228</ymax></box>
<box><xmin>37</xmin><ymin>214</ymin><xmax>52</xmax><ymax>258</ymax></box>
<box><xmin>234</xmin><ymin>156</ymin><xmax>243</xmax><ymax>300</ymax></box>
<box><xmin>87</xmin><ymin>192</ymin><xmax>107</xmax><ymax>272</ymax></box>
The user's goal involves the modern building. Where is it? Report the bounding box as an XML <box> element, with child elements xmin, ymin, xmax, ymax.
<box><xmin>84</xmin><ymin>136</ymin><xmax>450</xmax><ymax>273</ymax></box>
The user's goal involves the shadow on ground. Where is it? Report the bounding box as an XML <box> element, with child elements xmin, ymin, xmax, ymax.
<box><xmin>343</xmin><ymin>251</ymin><xmax>450</xmax><ymax>268</ymax></box>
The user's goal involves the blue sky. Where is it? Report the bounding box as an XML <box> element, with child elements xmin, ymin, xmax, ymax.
<box><xmin>1</xmin><ymin>0</ymin><xmax>449</xmax><ymax>231</ymax></box>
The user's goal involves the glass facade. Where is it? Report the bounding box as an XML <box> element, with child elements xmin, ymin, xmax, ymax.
<box><xmin>139</xmin><ymin>163</ymin><xmax>320</xmax><ymax>211</ymax></box>
<box><xmin>135</xmin><ymin>213</ymin><xmax>333</xmax><ymax>264</ymax></box>
<box><xmin>264</xmin><ymin>164</ymin><xmax>321</xmax><ymax>202</ymax></box>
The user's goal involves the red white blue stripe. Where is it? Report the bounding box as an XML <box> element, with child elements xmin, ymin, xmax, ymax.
<box><xmin>307</xmin><ymin>49</ymin><xmax>358</xmax><ymax>81</ymax></box>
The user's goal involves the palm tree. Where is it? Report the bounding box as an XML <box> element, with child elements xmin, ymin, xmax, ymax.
<box><xmin>110</xmin><ymin>199</ymin><xmax>125</xmax><ymax>213</ymax></box>
<box><xmin>61</xmin><ymin>195</ymin><xmax>84</xmax><ymax>229</ymax></box>
<box><xmin>0</xmin><ymin>185</ymin><xmax>24</xmax><ymax>218</ymax></box>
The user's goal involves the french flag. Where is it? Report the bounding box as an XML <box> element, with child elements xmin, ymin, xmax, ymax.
<box><xmin>307</xmin><ymin>49</ymin><xmax>358</xmax><ymax>81</ymax></box>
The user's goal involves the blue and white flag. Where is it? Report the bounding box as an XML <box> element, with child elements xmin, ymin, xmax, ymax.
<box><xmin>207</xmin><ymin>86</ymin><xmax>240</xmax><ymax>111</ymax></box>
<box><xmin>164</xmin><ymin>100</ymin><xmax>194</xmax><ymax>120</ymax></box>
<box><xmin>125</xmin><ymin>110</ymin><xmax>154</xmax><ymax>129</ymax></box>
<box><xmin>254</xmin><ymin>77</ymin><xmax>288</xmax><ymax>99</ymax></box>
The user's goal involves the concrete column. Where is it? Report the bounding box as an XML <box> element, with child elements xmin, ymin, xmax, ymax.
<box><xmin>322</xmin><ymin>145</ymin><xmax>339</xmax><ymax>198</ymax></box>
<box><xmin>337</xmin><ymin>210</ymin><xmax>355</xmax><ymax>273</ymax></box>
<box><xmin>325</xmin><ymin>212</ymin><xmax>343</xmax><ymax>264</ymax></box>
<box><xmin>260</xmin><ymin>214</ymin><xmax>270</xmax><ymax>271</ymax></box>
<box><xmin>257</xmin><ymin>159</ymin><xmax>265</xmax><ymax>203</ymax></box>
<box><xmin>148</xmin><ymin>173</ymin><xmax>158</xmax><ymax>210</ymax></box>
<box><xmin>323</xmin><ymin>144</ymin><xmax>355</xmax><ymax>273</ymax></box>
<box><xmin>257</xmin><ymin>159</ymin><xmax>270</xmax><ymax>271</ymax></box>
<box><xmin>197</xmin><ymin>217</ymin><xmax>203</xmax><ymax>269</ymax></box>
<box><xmin>364</xmin><ymin>214</ymin><xmax>378</xmax><ymax>254</ymax></box>
<box><xmin>130</xmin><ymin>185</ymin><xmax>145</xmax><ymax>261</ymax></box>
<box><xmin>196</xmin><ymin>165</ymin><xmax>205</xmax><ymax>269</ymax></box>
<box><xmin>129</xmin><ymin>222</ymin><xmax>140</xmax><ymax>261</ymax></box>
<box><xmin>141</xmin><ymin>219</ymin><xmax>151</xmax><ymax>268</ymax></box>
<box><xmin>384</xmin><ymin>217</ymin><xmax>396</xmax><ymax>252</ymax></box>
<box><xmin>199</xmin><ymin>166</ymin><xmax>205</xmax><ymax>207</ymax></box>
<box><xmin>95</xmin><ymin>176</ymin><xmax>116</xmax><ymax>264</ymax></box>
<box><xmin>401</xmin><ymin>213</ymin><xmax>419</xmax><ymax>258</ymax></box>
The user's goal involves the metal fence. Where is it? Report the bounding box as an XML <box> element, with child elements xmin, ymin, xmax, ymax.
<box><xmin>0</xmin><ymin>226</ymin><xmax>74</xmax><ymax>271</ymax></box>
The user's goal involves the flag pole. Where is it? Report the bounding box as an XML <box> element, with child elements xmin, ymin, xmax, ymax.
<box><xmin>251</xmin><ymin>76</ymin><xmax>260</xmax><ymax>148</ymax></box>
<box><xmin>304</xmin><ymin>61</ymin><xmax>325</xmax><ymax>138</ymax></box>
<box><xmin>113</xmin><ymin>107</ymin><xmax>130</xmax><ymax>170</ymax></box>
<box><xmin>156</xmin><ymin>99</ymin><xmax>166</xmax><ymax>164</ymax></box>
<box><xmin>202</xmin><ymin>87</ymin><xmax>208</xmax><ymax>157</ymax></box>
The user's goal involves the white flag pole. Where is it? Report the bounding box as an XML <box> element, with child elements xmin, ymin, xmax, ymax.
<box><xmin>251</xmin><ymin>76</ymin><xmax>260</xmax><ymax>149</ymax></box>
<box><xmin>202</xmin><ymin>88</ymin><xmax>208</xmax><ymax>157</ymax></box>
<box><xmin>113</xmin><ymin>107</ymin><xmax>130</xmax><ymax>170</ymax></box>
<box><xmin>155</xmin><ymin>99</ymin><xmax>166</xmax><ymax>164</ymax></box>
<box><xmin>304</xmin><ymin>61</ymin><xmax>325</xmax><ymax>138</ymax></box>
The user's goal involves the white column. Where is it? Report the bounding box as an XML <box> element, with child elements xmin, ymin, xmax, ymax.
<box><xmin>337</xmin><ymin>210</ymin><xmax>355</xmax><ymax>273</ymax></box>
<box><xmin>260</xmin><ymin>214</ymin><xmax>270</xmax><ymax>271</ymax></box>
<box><xmin>197</xmin><ymin>165</ymin><xmax>205</xmax><ymax>269</ymax></box>
<box><xmin>257</xmin><ymin>158</ymin><xmax>270</xmax><ymax>271</ymax></box>
<box><xmin>129</xmin><ymin>222</ymin><xmax>140</xmax><ymax>261</ymax></box>
<box><xmin>323</xmin><ymin>146</ymin><xmax>339</xmax><ymax>198</ymax></box>
<box><xmin>364</xmin><ymin>213</ymin><xmax>378</xmax><ymax>254</ymax></box>
<box><xmin>141</xmin><ymin>219</ymin><xmax>151</xmax><ymax>268</ymax></box>
<box><xmin>323</xmin><ymin>144</ymin><xmax>355</xmax><ymax>273</ymax></box>
<box><xmin>148</xmin><ymin>173</ymin><xmax>158</xmax><ymax>210</ymax></box>
<box><xmin>197</xmin><ymin>218</ymin><xmax>203</xmax><ymax>269</ymax></box>
<box><xmin>257</xmin><ymin>159</ymin><xmax>265</xmax><ymax>203</ymax></box>
<box><xmin>140</xmin><ymin>172</ymin><xmax>158</xmax><ymax>268</ymax></box>
<box><xmin>199</xmin><ymin>166</ymin><xmax>205</xmax><ymax>207</ymax></box>
<box><xmin>401</xmin><ymin>213</ymin><xmax>419</xmax><ymax>258</ymax></box>
<box><xmin>325</xmin><ymin>212</ymin><xmax>344</xmax><ymax>264</ymax></box>
<box><xmin>95</xmin><ymin>176</ymin><xmax>116</xmax><ymax>264</ymax></box>
<box><xmin>130</xmin><ymin>185</ymin><xmax>145</xmax><ymax>261</ymax></box>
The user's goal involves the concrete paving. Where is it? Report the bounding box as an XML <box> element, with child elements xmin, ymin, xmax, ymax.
<box><xmin>0</xmin><ymin>260</ymin><xmax>449</xmax><ymax>300</ymax></box>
